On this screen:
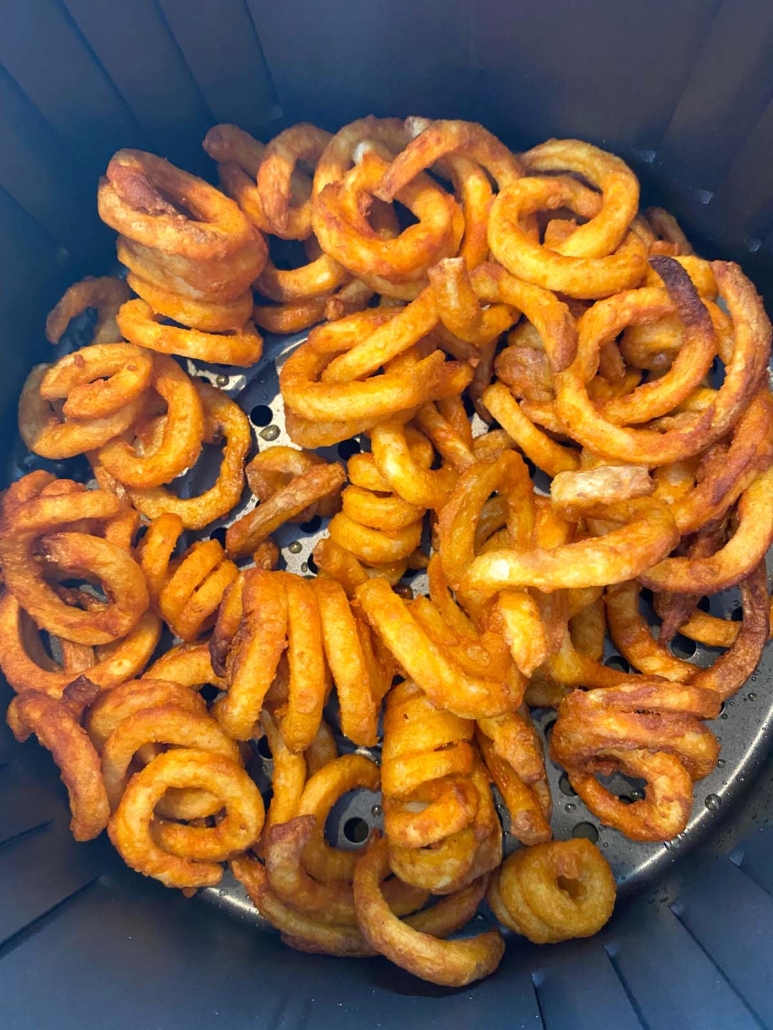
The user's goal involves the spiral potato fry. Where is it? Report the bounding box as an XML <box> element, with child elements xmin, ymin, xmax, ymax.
<box><xmin>137</xmin><ymin>513</ymin><xmax>238</xmax><ymax>640</ymax></box>
<box><xmin>488</xmin><ymin>839</ymin><xmax>616</xmax><ymax>943</ymax></box>
<box><xmin>6</xmin><ymin>110</ymin><xmax>773</xmax><ymax>988</ymax></box>
<box><xmin>263</xmin><ymin>815</ymin><xmax>427</xmax><ymax>927</ymax></box>
<box><xmin>95</xmin><ymin>354</ymin><xmax>205</xmax><ymax>490</ymax></box>
<box><xmin>354</xmin><ymin>836</ymin><xmax>504</xmax><ymax>987</ymax></box>
<box><xmin>7</xmin><ymin>686</ymin><xmax>109</xmax><ymax>841</ymax></box>
<box><xmin>381</xmin><ymin>680</ymin><xmax>477</xmax><ymax>850</ymax></box>
<box><xmin>45</xmin><ymin>275</ymin><xmax>131</xmax><ymax>346</ymax></box>
<box><xmin>0</xmin><ymin>473</ymin><xmax>149</xmax><ymax>645</ymax></box>
<box><xmin>257</xmin><ymin>123</ymin><xmax>332</xmax><ymax>238</ymax></box>
<box><xmin>215</xmin><ymin>569</ymin><xmax>325</xmax><ymax>749</ymax></box>
<box><xmin>375</xmin><ymin>117</ymin><xmax>522</xmax><ymax>198</ymax></box>
<box><xmin>99</xmin><ymin>148</ymin><xmax>267</xmax><ymax>301</ymax></box>
<box><xmin>328</xmin><ymin>442</ymin><xmax>427</xmax><ymax>568</ymax></box>
<box><xmin>19</xmin><ymin>363</ymin><xmax>142</xmax><ymax>459</ymax></box>
<box><xmin>388</xmin><ymin>758</ymin><xmax>502</xmax><ymax>895</ymax></box>
<box><xmin>313</xmin><ymin>145</ymin><xmax>462</xmax><ymax>286</ymax></box>
<box><xmin>234</xmin><ymin>845</ymin><xmax>492</xmax><ymax>960</ymax></box>
<box><xmin>380</xmin><ymin>678</ymin><xmax>503</xmax><ymax>894</ymax></box>
<box><xmin>0</xmin><ymin>593</ymin><xmax>161</xmax><ymax>699</ymax></box>
<box><xmin>476</xmin><ymin>711</ymin><xmax>552</xmax><ymax>846</ymax></box>
<box><xmin>295</xmin><ymin>753</ymin><xmax>380</xmax><ymax>883</ymax></box>
<box><xmin>279</xmin><ymin>315</ymin><xmax>472</xmax><ymax>426</ymax></box>
<box><xmin>358</xmin><ymin>578</ymin><xmax>521</xmax><ymax>719</ymax></box>
<box><xmin>100</xmin><ymin>699</ymin><xmax>241</xmax><ymax>817</ymax></box>
<box><xmin>205</xmin><ymin>123</ymin><xmax>311</xmax><ymax>241</ymax></box>
<box><xmin>117</xmin><ymin>298</ymin><xmax>263</xmax><ymax>366</ymax></box>
<box><xmin>108</xmin><ymin>748</ymin><xmax>264</xmax><ymax>888</ymax></box>
<box><xmin>313</xmin><ymin>577</ymin><xmax>389</xmax><ymax>746</ymax></box>
<box><xmin>126</xmin><ymin>271</ymin><xmax>253</xmax><ymax>332</ymax></box>
<box><xmin>226</xmin><ymin>445</ymin><xmax>344</xmax><ymax>558</ymax></box>
<box><xmin>550</xmin><ymin>680</ymin><xmax>720</xmax><ymax>840</ymax></box>
<box><xmin>40</xmin><ymin>343</ymin><xmax>153</xmax><ymax>420</ymax></box>
<box><xmin>608</xmin><ymin>563</ymin><xmax>770</xmax><ymax>702</ymax></box>
<box><xmin>128</xmin><ymin>380</ymin><xmax>251</xmax><ymax>530</ymax></box>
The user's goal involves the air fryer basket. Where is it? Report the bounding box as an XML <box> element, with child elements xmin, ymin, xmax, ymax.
<box><xmin>2</xmin><ymin>2</ymin><xmax>773</xmax><ymax>1027</ymax></box>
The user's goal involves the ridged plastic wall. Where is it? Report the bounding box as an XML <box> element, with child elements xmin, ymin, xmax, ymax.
<box><xmin>2</xmin><ymin>2</ymin><xmax>773</xmax><ymax>1027</ymax></box>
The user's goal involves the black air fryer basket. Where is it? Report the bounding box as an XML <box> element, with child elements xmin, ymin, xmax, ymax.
<box><xmin>2</xmin><ymin>2</ymin><xmax>773</xmax><ymax>1027</ymax></box>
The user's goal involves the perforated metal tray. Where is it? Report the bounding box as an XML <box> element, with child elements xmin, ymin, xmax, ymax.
<box><xmin>11</xmin><ymin>317</ymin><xmax>773</xmax><ymax>934</ymax></box>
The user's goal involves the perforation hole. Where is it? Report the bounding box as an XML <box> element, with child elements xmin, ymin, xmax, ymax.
<box><xmin>391</xmin><ymin>200</ymin><xmax>419</xmax><ymax>231</ymax></box>
<box><xmin>605</xmin><ymin>655</ymin><xmax>631</xmax><ymax>673</ymax></box>
<box><xmin>343</xmin><ymin>817</ymin><xmax>369</xmax><ymax>845</ymax></box>
<box><xmin>250</xmin><ymin>404</ymin><xmax>273</xmax><ymax>426</ymax></box>
<box><xmin>300</xmin><ymin>514</ymin><xmax>322</xmax><ymax>533</ymax></box>
<box><xmin>256</xmin><ymin>736</ymin><xmax>273</xmax><ymax>760</ymax></box>
<box><xmin>463</xmin><ymin>393</ymin><xmax>477</xmax><ymax>419</ymax></box>
<box><xmin>38</xmin><ymin>629</ymin><xmax>59</xmax><ymax>664</ymax></box>
<box><xmin>209</xmin><ymin>526</ymin><xmax>227</xmax><ymax>546</ymax></box>
<box><xmin>572</xmin><ymin>822</ymin><xmax>599</xmax><ymax>843</ymax></box>
<box><xmin>338</xmin><ymin>439</ymin><xmax>361</xmax><ymax>460</ymax></box>
<box><xmin>670</xmin><ymin>634</ymin><xmax>697</xmax><ymax>659</ymax></box>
